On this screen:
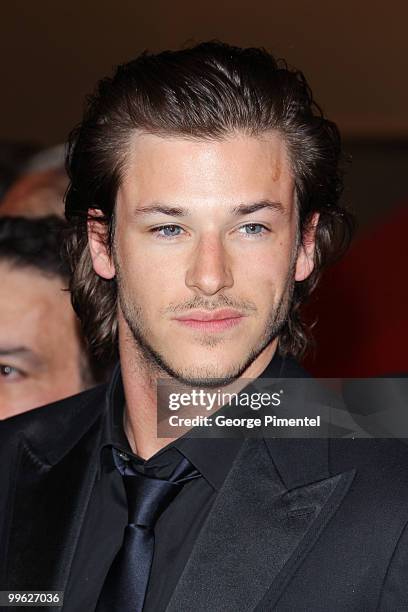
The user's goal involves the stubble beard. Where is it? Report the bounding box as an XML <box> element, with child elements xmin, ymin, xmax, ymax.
<box><xmin>115</xmin><ymin>264</ymin><xmax>296</xmax><ymax>389</ymax></box>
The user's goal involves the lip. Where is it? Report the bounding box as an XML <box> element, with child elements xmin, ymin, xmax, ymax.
<box><xmin>175</xmin><ymin>309</ymin><xmax>244</xmax><ymax>322</ymax></box>
<box><xmin>173</xmin><ymin>309</ymin><xmax>246</xmax><ymax>331</ymax></box>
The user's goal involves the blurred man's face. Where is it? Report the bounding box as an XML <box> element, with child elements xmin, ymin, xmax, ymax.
<box><xmin>0</xmin><ymin>263</ymin><xmax>85</xmax><ymax>418</ymax></box>
<box><xmin>89</xmin><ymin>132</ymin><xmax>315</xmax><ymax>385</ymax></box>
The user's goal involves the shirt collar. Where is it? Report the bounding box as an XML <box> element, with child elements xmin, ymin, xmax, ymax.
<box><xmin>99</xmin><ymin>351</ymin><xmax>294</xmax><ymax>488</ymax></box>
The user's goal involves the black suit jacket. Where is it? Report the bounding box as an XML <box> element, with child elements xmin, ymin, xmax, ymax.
<box><xmin>2</xmin><ymin>368</ymin><xmax>408</xmax><ymax>611</ymax></box>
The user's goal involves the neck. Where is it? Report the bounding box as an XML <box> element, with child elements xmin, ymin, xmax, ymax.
<box><xmin>118</xmin><ymin>316</ymin><xmax>278</xmax><ymax>460</ymax></box>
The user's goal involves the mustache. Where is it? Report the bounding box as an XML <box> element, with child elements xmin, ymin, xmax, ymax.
<box><xmin>162</xmin><ymin>294</ymin><xmax>258</xmax><ymax>315</ymax></box>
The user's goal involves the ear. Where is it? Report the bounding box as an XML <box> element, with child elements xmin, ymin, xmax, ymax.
<box><xmin>87</xmin><ymin>208</ymin><xmax>116</xmax><ymax>280</ymax></box>
<box><xmin>295</xmin><ymin>212</ymin><xmax>319</xmax><ymax>282</ymax></box>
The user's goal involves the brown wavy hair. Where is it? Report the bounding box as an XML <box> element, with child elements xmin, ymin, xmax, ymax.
<box><xmin>64</xmin><ymin>41</ymin><xmax>354</xmax><ymax>365</ymax></box>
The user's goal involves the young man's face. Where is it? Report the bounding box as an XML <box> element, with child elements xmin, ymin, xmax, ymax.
<box><xmin>90</xmin><ymin>132</ymin><xmax>315</xmax><ymax>385</ymax></box>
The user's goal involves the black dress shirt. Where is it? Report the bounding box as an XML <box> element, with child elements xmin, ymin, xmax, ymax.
<box><xmin>65</xmin><ymin>366</ymin><xmax>245</xmax><ymax>612</ymax></box>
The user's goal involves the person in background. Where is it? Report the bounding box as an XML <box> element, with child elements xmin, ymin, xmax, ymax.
<box><xmin>0</xmin><ymin>166</ymin><xmax>67</xmax><ymax>218</ymax></box>
<box><xmin>0</xmin><ymin>215</ymin><xmax>105</xmax><ymax>418</ymax></box>
<box><xmin>0</xmin><ymin>143</ymin><xmax>66</xmax><ymax>217</ymax></box>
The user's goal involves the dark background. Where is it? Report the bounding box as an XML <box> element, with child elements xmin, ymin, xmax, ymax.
<box><xmin>1</xmin><ymin>1</ymin><xmax>407</xmax><ymax>375</ymax></box>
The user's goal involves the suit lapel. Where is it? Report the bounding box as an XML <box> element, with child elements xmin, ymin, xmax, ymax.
<box><xmin>166</xmin><ymin>438</ymin><xmax>355</xmax><ymax>612</ymax></box>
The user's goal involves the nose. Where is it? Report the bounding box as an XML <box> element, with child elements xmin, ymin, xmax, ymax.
<box><xmin>185</xmin><ymin>234</ymin><xmax>234</xmax><ymax>296</ymax></box>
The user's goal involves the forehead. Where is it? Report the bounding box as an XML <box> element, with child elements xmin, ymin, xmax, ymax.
<box><xmin>119</xmin><ymin>131</ymin><xmax>294</xmax><ymax>210</ymax></box>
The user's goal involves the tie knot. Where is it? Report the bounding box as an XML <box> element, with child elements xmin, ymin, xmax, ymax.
<box><xmin>122</xmin><ymin>455</ymin><xmax>200</xmax><ymax>528</ymax></box>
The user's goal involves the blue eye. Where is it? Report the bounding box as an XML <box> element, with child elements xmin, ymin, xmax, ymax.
<box><xmin>239</xmin><ymin>223</ymin><xmax>267</xmax><ymax>235</ymax></box>
<box><xmin>1</xmin><ymin>365</ymin><xmax>16</xmax><ymax>376</ymax></box>
<box><xmin>154</xmin><ymin>225</ymin><xmax>183</xmax><ymax>237</ymax></box>
<box><xmin>0</xmin><ymin>365</ymin><xmax>24</xmax><ymax>381</ymax></box>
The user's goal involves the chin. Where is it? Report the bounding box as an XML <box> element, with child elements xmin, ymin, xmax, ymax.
<box><xmin>160</xmin><ymin>355</ymin><xmax>248</xmax><ymax>388</ymax></box>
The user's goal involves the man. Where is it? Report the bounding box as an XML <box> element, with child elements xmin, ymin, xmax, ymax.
<box><xmin>0</xmin><ymin>216</ymin><xmax>104</xmax><ymax>418</ymax></box>
<box><xmin>1</xmin><ymin>42</ymin><xmax>408</xmax><ymax>611</ymax></box>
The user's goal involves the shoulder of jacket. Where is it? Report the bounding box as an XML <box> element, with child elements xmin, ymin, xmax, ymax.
<box><xmin>0</xmin><ymin>384</ymin><xmax>108</xmax><ymax>450</ymax></box>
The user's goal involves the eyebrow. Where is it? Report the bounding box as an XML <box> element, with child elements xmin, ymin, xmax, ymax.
<box><xmin>133</xmin><ymin>199</ymin><xmax>285</xmax><ymax>218</ymax></box>
<box><xmin>231</xmin><ymin>200</ymin><xmax>285</xmax><ymax>216</ymax></box>
<box><xmin>0</xmin><ymin>347</ymin><xmax>43</xmax><ymax>368</ymax></box>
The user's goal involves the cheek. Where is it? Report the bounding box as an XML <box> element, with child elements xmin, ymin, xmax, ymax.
<box><xmin>0</xmin><ymin>383</ymin><xmax>29</xmax><ymax>417</ymax></box>
<box><xmin>38</xmin><ymin>321</ymin><xmax>83</xmax><ymax>394</ymax></box>
<box><xmin>0</xmin><ymin>376</ymin><xmax>74</xmax><ymax>419</ymax></box>
<box><xmin>235</xmin><ymin>242</ymin><xmax>293</xmax><ymax>291</ymax></box>
<box><xmin>119</xmin><ymin>242</ymin><xmax>184</xmax><ymax>300</ymax></box>
<box><xmin>120</xmin><ymin>237</ymin><xmax>169</xmax><ymax>277</ymax></box>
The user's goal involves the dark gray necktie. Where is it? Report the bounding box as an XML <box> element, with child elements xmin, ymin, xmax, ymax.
<box><xmin>96</xmin><ymin>452</ymin><xmax>200</xmax><ymax>612</ymax></box>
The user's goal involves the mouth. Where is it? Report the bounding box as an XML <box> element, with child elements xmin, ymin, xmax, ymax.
<box><xmin>173</xmin><ymin>309</ymin><xmax>246</xmax><ymax>332</ymax></box>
